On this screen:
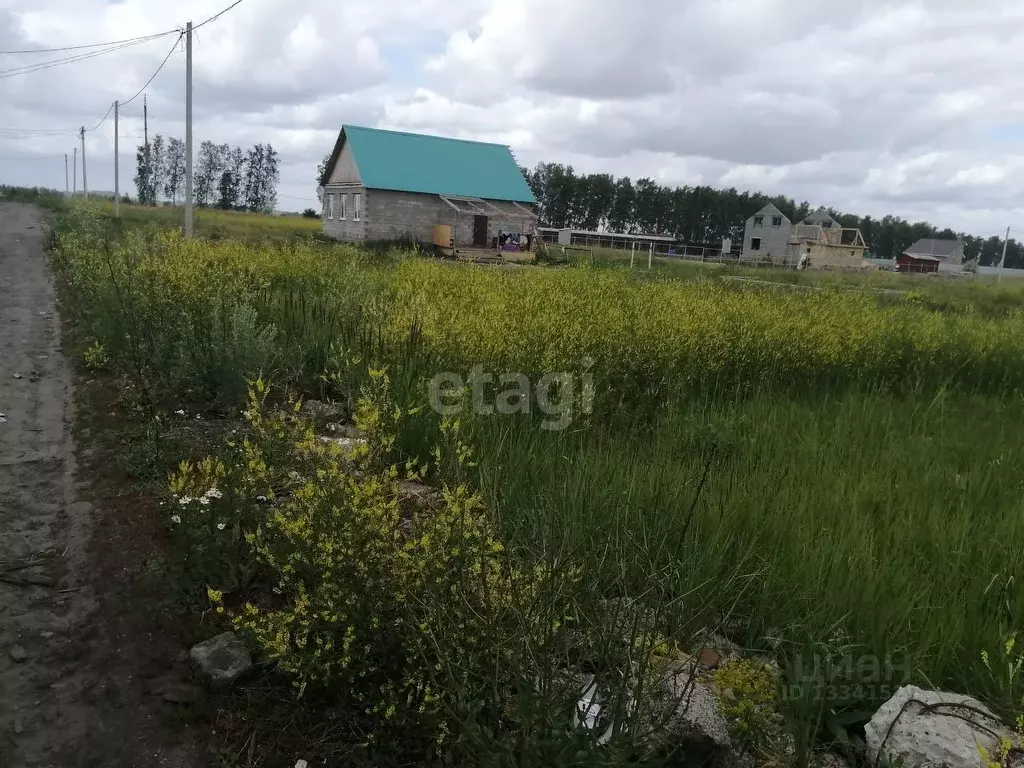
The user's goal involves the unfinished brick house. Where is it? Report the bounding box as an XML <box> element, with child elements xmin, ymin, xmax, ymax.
<box><xmin>320</xmin><ymin>125</ymin><xmax>538</xmax><ymax>249</ymax></box>
<box><xmin>741</xmin><ymin>205</ymin><xmax>868</xmax><ymax>269</ymax></box>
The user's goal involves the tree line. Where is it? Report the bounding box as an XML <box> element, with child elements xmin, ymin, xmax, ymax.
<box><xmin>135</xmin><ymin>137</ymin><xmax>280</xmax><ymax>213</ymax></box>
<box><xmin>521</xmin><ymin>162</ymin><xmax>1023</xmax><ymax>267</ymax></box>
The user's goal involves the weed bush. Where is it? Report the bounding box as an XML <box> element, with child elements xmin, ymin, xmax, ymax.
<box><xmin>178</xmin><ymin>373</ymin><xmax>587</xmax><ymax>754</ymax></box>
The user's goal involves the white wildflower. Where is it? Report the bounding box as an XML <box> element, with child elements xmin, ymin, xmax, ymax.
<box><xmin>204</xmin><ymin>488</ymin><xmax>223</xmax><ymax>500</ymax></box>
<box><xmin>170</xmin><ymin>514</ymin><xmax>181</xmax><ymax>524</ymax></box>
<box><xmin>256</xmin><ymin>495</ymin><xmax>268</xmax><ymax>503</ymax></box>
<box><xmin>175</xmin><ymin>409</ymin><xmax>185</xmax><ymax>416</ymax></box>
<box><xmin>217</xmin><ymin>522</ymin><xmax>226</xmax><ymax>531</ymax></box>
<box><xmin>198</xmin><ymin>496</ymin><xmax>211</xmax><ymax>506</ymax></box>
<box><xmin>178</xmin><ymin>496</ymin><xmax>193</xmax><ymax>505</ymax></box>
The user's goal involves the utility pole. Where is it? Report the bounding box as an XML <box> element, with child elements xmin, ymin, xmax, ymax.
<box><xmin>998</xmin><ymin>225</ymin><xmax>1011</xmax><ymax>281</ymax></box>
<box><xmin>184</xmin><ymin>21</ymin><xmax>194</xmax><ymax>237</ymax></box>
<box><xmin>114</xmin><ymin>101</ymin><xmax>120</xmax><ymax>217</ymax></box>
<box><xmin>72</xmin><ymin>147</ymin><xmax>77</xmax><ymax>194</ymax></box>
<box><xmin>143</xmin><ymin>94</ymin><xmax>149</xmax><ymax>205</ymax></box>
<box><xmin>80</xmin><ymin>126</ymin><xmax>88</xmax><ymax>197</ymax></box>
<box><xmin>64</xmin><ymin>153</ymin><xmax>69</xmax><ymax>195</ymax></box>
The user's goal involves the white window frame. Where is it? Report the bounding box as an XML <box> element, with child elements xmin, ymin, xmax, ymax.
<box><xmin>353</xmin><ymin>193</ymin><xmax>361</xmax><ymax>221</ymax></box>
<box><xmin>338</xmin><ymin>193</ymin><xmax>346</xmax><ymax>220</ymax></box>
<box><xmin>325</xmin><ymin>193</ymin><xmax>333</xmax><ymax>220</ymax></box>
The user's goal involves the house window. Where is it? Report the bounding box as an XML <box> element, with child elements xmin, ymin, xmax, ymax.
<box><xmin>325</xmin><ymin>194</ymin><xmax>333</xmax><ymax>220</ymax></box>
<box><xmin>338</xmin><ymin>193</ymin><xmax>346</xmax><ymax>220</ymax></box>
<box><xmin>771</xmin><ymin>215</ymin><xmax>782</xmax><ymax>227</ymax></box>
<box><xmin>753</xmin><ymin>215</ymin><xmax>764</xmax><ymax>227</ymax></box>
<box><xmin>353</xmin><ymin>193</ymin><xmax>361</xmax><ymax>221</ymax></box>
<box><xmin>806</xmin><ymin>246</ymin><xmax>812</xmax><ymax>253</ymax></box>
<box><xmin>822</xmin><ymin>221</ymin><xmax>832</xmax><ymax>228</ymax></box>
<box><xmin>751</xmin><ymin>237</ymin><xmax>761</xmax><ymax>251</ymax></box>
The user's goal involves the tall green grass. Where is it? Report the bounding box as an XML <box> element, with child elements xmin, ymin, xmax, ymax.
<box><xmin>51</xmin><ymin>204</ymin><xmax>1024</xmax><ymax>740</ymax></box>
<box><xmin>431</xmin><ymin>391</ymin><xmax>1024</xmax><ymax>710</ymax></box>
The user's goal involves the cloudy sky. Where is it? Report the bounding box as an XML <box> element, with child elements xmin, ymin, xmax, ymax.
<box><xmin>1</xmin><ymin>0</ymin><xmax>1023</xmax><ymax>237</ymax></box>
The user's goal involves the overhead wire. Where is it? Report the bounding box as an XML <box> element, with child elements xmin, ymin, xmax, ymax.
<box><xmin>2</xmin><ymin>0</ymin><xmax>248</xmax><ymax>170</ymax></box>
<box><xmin>194</xmin><ymin>0</ymin><xmax>246</xmax><ymax>31</ymax></box>
<box><xmin>85</xmin><ymin>102</ymin><xmax>115</xmax><ymax>133</ymax></box>
<box><xmin>0</xmin><ymin>128</ymin><xmax>80</xmax><ymax>137</ymax></box>
<box><xmin>0</xmin><ymin>30</ymin><xmax>180</xmax><ymax>56</ymax></box>
<box><xmin>119</xmin><ymin>33</ymin><xmax>183</xmax><ymax>108</ymax></box>
<box><xmin>0</xmin><ymin>34</ymin><xmax>175</xmax><ymax>79</ymax></box>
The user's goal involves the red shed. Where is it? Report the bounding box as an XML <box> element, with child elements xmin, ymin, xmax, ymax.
<box><xmin>896</xmin><ymin>253</ymin><xmax>939</xmax><ymax>273</ymax></box>
<box><xmin>897</xmin><ymin>238</ymin><xmax>964</xmax><ymax>274</ymax></box>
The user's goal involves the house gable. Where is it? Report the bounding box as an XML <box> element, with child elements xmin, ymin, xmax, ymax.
<box><xmin>327</xmin><ymin>140</ymin><xmax>362</xmax><ymax>185</ymax></box>
<box><xmin>802</xmin><ymin>208</ymin><xmax>839</xmax><ymax>228</ymax></box>
<box><xmin>742</xmin><ymin>203</ymin><xmax>791</xmax><ymax>259</ymax></box>
<box><xmin>748</xmin><ymin>203</ymin><xmax>786</xmax><ymax>221</ymax></box>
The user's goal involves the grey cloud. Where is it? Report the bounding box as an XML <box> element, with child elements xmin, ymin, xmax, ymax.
<box><xmin>3</xmin><ymin>0</ymin><xmax>1024</xmax><ymax>234</ymax></box>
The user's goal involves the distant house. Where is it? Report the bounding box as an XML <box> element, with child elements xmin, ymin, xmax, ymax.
<box><xmin>897</xmin><ymin>238</ymin><xmax>965</xmax><ymax>274</ymax></box>
<box><xmin>790</xmin><ymin>208</ymin><xmax>867</xmax><ymax>269</ymax></box>
<box><xmin>741</xmin><ymin>203</ymin><xmax>791</xmax><ymax>260</ymax></box>
<box><xmin>741</xmin><ymin>204</ymin><xmax>867</xmax><ymax>269</ymax></box>
<box><xmin>320</xmin><ymin>125</ymin><xmax>537</xmax><ymax>248</ymax></box>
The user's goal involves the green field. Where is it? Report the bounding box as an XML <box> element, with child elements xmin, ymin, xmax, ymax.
<box><xmin>47</xmin><ymin>201</ymin><xmax>1024</xmax><ymax>763</ymax></box>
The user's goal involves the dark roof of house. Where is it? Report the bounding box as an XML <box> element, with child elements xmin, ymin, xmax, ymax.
<box><xmin>802</xmin><ymin>208</ymin><xmax>839</xmax><ymax>226</ymax></box>
<box><xmin>903</xmin><ymin>238</ymin><xmax>962</xmax><ymax>261</ymax></box>
<box><xmin>323</xmin><ymin>125</ymin><xmax>536</xmax><ymax>204</ymax></box>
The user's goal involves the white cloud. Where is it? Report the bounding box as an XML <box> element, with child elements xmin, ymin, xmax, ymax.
<box><xmin>1</xmin><ymin>0</ymin><xmax>1023</xmax><ymax>234</ymax></box>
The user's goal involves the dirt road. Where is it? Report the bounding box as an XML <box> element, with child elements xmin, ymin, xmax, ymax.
<box><xmin>0</xmin><ymin>203</ymin><xmax>200</xmax><ymax>767</ymax></box>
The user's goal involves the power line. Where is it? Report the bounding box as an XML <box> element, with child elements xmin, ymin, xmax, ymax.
<box><xmin>86</xmin><ymin>102</ymin><xmax>116</xmax><ymax>133</ymax></box>
<box><xmin>194</xmin><ymin>0</ymin><xmax>247</xmax><ymax>31</ymax></box>
<box><xmin>0</xmin><ymin>34</ymin><xmax>174</xmax><ymax>80</ymax></box>
<box><xmin>0</xmin><ymin>30</ymin><xmax>179</xmax><ymax>56</ymax></box>
<box><xmin>82</xmin><ymin>33</ymin><xmax>181</xmax><ymax>134</ymax></box>
<box><xmin>0</xmin><ymin>0</ymin><xmax>242</xmax><ymax>82</ymax></box>
<box><xmin>0</xmin><ymin>127</ymin><xmax>77</xmax><ymax>134</ymax></box>
<box><xmin>120</xmin><ymin>34</ymin><xmax>183</xmax><ymax>107</ymax></box>
<box><xmin>0</xmin><ymin>129</ymin><xmax>80</xmax><ymax>138</ymax></box>
<box><xmin>0</xmin><ymin>0</ymin><xmax>245</xmax><ymax>58</ymax></box>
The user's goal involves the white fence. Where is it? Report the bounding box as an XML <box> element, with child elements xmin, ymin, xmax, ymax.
<box><xmin>977</xmin><ymin>266</ymin><xmax>1024</xmax><ymax>279</ymax></box>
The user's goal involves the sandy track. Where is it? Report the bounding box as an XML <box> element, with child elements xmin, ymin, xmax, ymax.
<box><xmin>0</xmin><ymin>203</ymin><xmax>199</xmax><ymax>768</ymax></box>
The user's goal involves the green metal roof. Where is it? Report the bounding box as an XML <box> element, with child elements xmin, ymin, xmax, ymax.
<box><xmin>336</xmin><ymin>125</ymin><xmax>536</xmax><ymax>204</ymax></box>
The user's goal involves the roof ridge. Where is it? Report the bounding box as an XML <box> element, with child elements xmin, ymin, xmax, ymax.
<box><xmin>343</xmin><ymin>124</ymin><xmax>511</xmax><ymax>150</ymax></box>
